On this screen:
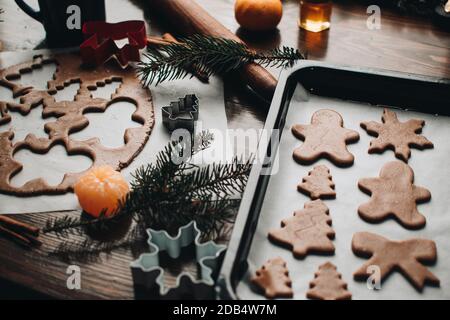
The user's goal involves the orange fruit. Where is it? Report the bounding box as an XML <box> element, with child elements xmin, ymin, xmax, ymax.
<box><xmin>235</xmin><ymin>0</ymin><xmax>283</xmax><ymax>31</ymax></box>
<box><xmin>74</xmin><ymin>166</ymin><xmax>130</xmax><ymax>218</ymax></box>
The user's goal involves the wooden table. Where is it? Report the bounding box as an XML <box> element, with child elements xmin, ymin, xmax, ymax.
<box><xmin>0</xmin><ymin>0</ymin><xmax>448</xmax><ymax>299</ymax></box>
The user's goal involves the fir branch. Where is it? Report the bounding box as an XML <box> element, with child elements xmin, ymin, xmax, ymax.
<box><xmin>394</xmin><ymin>0</ymin><xmax>437</xmax><ymax>14</ymax></box>
<box><xmin>50</xmin><ymin>225</ymin><xmax>146</xmax><ymax>263</ymax></box>
<box><xmin>44</xmin><ymin>131</ymin><xmax>252</xmax><ymax>260</ymax></box>
<box><xmin>137</xmin><ymin>35</ymin><xmax>306</xmax><ymax>86</ymax></box>
<box><xmin>0</xmin><ymin>8</ymin><xmax>4</xmax><ymax>22</ymax></box>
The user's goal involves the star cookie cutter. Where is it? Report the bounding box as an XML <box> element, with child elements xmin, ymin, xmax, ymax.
<box><xmin>161</xmin><ymin>94</ymin><xmax>199</xmax><ymax>132</ymax></box>
<box><xmin>130</xmin><ymin>221</ymin><xmax>226</xmax><ymax>299</ymax></box>
<box><xmin>80</xmin><ymin>20</ymin><xmax>147</xmax><ymax>66</ymax></box>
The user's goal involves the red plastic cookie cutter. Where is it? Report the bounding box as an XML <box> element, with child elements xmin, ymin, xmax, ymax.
<box><xmin>80</xmin><ymin>20</ymin><xmax>147</xmax><ymax>66</ymax></box>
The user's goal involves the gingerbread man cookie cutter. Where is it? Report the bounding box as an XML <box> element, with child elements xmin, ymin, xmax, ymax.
<box><xmin>161</xmin><ymin>94</ymin><xmax>199</xmax><ymax>132</ymax></box>
<box><xmin>130</xmin><ymin>221</ymin><xmax>226</xmax><ymax>299</ymax></box>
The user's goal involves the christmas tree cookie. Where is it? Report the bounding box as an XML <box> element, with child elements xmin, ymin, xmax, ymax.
<box><xmin>297</xmin><ymin>165</ymin><xmax>336</xmax><ymax>200</ymax></box>
<box><xmin>307</xmin><ymin>262</ymin><xmax>352</xmax><ymax>300</ymax></box>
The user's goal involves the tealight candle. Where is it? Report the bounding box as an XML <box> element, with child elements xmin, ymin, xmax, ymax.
<box><xmin>74</xmin><ymin>166</ymin><xmax>130</xmax><ymax>218</ymax></box>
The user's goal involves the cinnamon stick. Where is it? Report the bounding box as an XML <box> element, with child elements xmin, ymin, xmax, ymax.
<box><xmin>0</xmin><ymin>215</ymin><xmax>40</xmax><ymax>236</ymax></box>
<box><xmin>147</xmin><ymin>0</ymin><xmax>278</xmax><ymax>101</ymax></box>
<box><xmin>0</xmin><ymin>224</ymin><xmax>33</xmax><ymax>247</ymax></box>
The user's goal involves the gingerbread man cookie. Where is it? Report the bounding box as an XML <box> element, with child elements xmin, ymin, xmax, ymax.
<box><xmin>352</xmin><ymin>232</ymin><xmax>439</xmax><ymax>291</ymax></box>
<box><xmin>307</xmin><ymin>262</ymin><xmax>352</xmax><ymax>300</ymax></box>
<box><xmin>360</xmin><ymin>108</ymin><xmax>433</xmax><ymax>162</ymax></box>
<box><xmin>292</xmin><ymin>109</ymin><xmax>360</xmax><ymax>167</ymax></box>
<box><xmin>358</xmin><ymin>161</ymin><xmax>431</xmax><ymax>229</ymax></box>
<box><xmin>297</xmin><ymin>165</ymin><xmax>336</xmax><ymax>200</ymax></box>
<box><xmin>251</xmin><ymin>257</ymin><xmax>293</xmax><ymax>299</ymax></box>
<box><xmin>268</xmin><ymin>200</ymin><xmax>335</xmax><ymax>258</ymax></box>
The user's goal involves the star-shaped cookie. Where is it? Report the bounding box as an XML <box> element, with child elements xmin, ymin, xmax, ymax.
<box><xmin>360</xmin><ymin>108</ymin><xmax>433</xmax><ymax>162</ymax></box>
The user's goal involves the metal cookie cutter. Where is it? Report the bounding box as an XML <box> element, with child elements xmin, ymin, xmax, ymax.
<box><xmin>80</xmin><ymin>20</ymin><xmax>147</xmax><ymax>66</ymax></box>
<box><xmin>130</xmin><ymin>221</ymin><xmax>226</xmax><ymax>299</ymax></box>
<box><xmin>162</xmin><ymin>94</ymin><xmax>199</xmax><ymax>132</ymax></box>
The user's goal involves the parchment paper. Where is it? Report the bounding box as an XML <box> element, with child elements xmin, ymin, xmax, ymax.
<box><xmin>0</xmin><ymin>50</ymin><xmax>229</xmax><ymax>214</ymax></box>
<box><xmin>237</xmin><ymin>84</ymin><xmax>450</xmax><ymax>299</ymax></box>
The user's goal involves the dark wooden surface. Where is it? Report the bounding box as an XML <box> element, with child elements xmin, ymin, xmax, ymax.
<box><xmin>0</xmin><ymin>0</ymin><xmax>449</xmax><ymax>299</ymax></box>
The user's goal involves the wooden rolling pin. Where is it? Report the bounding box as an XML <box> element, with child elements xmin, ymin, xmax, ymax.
<box><xmin>148</xmin><ymin>0</ymin><xmax>278</xmax><ymax>101</ymax></box>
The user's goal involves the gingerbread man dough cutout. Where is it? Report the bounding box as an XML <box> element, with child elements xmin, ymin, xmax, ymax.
<box><xmin>358</xmin><ymin>161</ymin><xmax>431</xmax><ymax>229</ymax></box>
<box><xmin>292</xmin><ymin>109</ymin><xmax>360</xmax><ymax>167</ymax></box>
<box><xmin>360</xmin><ymin>108</ymin><xmax>433</xmax><ymax>162</ymax></box>
<box><xmin>352</xmin><ymin>232</ymin><xmax>439</xmax><ymax>291</ymax></box>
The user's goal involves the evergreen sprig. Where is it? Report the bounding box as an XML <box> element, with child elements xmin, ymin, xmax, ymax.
<box><xmin>395</xmin><ymin>0</ymin><xmax>437</xmax><ymax>14</ymax></box>
<box><xmin>0</xmin><ymin>8</ymin><xmax>4</xmax><ymax>22</ymax></box>
<box><xmin>137</xmin><ymin>35</ymin><xmax>306</xmax><ymax>86</ymax></box>
<box><xmin>44</xmin><ymin>131</ymin><xmax>252</xmax><ymax>260</ymax></box>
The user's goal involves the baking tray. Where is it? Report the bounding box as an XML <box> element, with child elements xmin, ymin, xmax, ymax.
<box><xmin>218</xmin><ymin>61</ymin><xmax>450</xmax><ymax>300</ymax></box>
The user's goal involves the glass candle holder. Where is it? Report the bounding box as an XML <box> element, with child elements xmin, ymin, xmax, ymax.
<box><xmin>299</xmin><ymin>0</ymin><xmax>332</xmax><ymax>33</ymax></box>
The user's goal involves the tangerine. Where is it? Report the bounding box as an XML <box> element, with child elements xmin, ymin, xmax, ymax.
<box><xmin>74</xmin><ymin>166</ymin><xmax>130</xmax><ymax>218</ymax></box>
<box><xmin>235</xmin><ymin>0</ymin><xmax>283</xmax><ymax>31</ymax></box>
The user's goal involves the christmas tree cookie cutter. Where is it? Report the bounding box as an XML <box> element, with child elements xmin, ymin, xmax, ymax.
<box><xmin>130</xmin><ymin>221</ymin><xmax>226</xmax><ymax>299</ymax></box>
<box><xmin>161</xmin><ymin>94</ymin><xmax>199</xmax><ymax>132</ymax></box>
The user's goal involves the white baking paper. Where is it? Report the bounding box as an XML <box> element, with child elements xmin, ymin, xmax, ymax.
<box><xmin>237</xmin><ymin>84</ymin><xmax>450</xmax><ymax>299</ymax></box>
<box><xmin>0</xmin><ymin>50</ymin><xmax>229</xmax><ymax>214</ymax></box>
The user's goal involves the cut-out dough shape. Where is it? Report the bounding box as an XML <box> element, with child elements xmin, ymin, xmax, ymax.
<box><xmin>2</xmin><ymin>104</ymin><xmax>56</xmax><ymax>143</ymax></box>
<box><xmin>360</xmin><ymin>108</ymin><xmax>433</xmax><ymax>162</ymax></box>
<box><xmin>52</xmin><ymin>82</ymin><xmax>80</xmax><ymax>102</ymax></box>
<box><xmin>0</xmin><ymin>53</ymin><xmax>154</xmax><ymax>196</ymax></box>
<box><xmin>11</xmin><ymin>145</ymin><xmax>92</xmax><ymax>188</ymax></box>
<box><xmin>307</xmin><ymin>262</ymin><xmax>352</xmax><ymax>300</ymax></box>
<box><xmin>8</xmin><ymin>62</ymin><xmax>57</xmax><ymax>91</ymax></box>
<box><xmin>292</xmin><ymin>109</ymin><xmax>360</xmax><ymax>167</ymax></box>
<box><xmin>70</xmin><ymin>100</ymin><xmax>141</xmax><ymax>148</ymax></box>
<box><xmin>251</xmin><ymin>257</ymin><xmax>293</xmax><ymax>299</ymax></box>
<box><xmin>89</xmin><ymin>80</ymin><xmax>121</xmax><ymax>100</ymax></box>
<box><xmin>268</xmin><ymin>200</ymin><xmax>335</xmax><ymax>258</ymax></box>
<box><xmin>358</xmin><ymin>161</ymin><xmax>431</xmax><ymax>229</ymax></box>
<box><xmin>352</xmin><ymin>232</ymin><xmax>439</xmax><ymax>291</ymax></box>
<box><xmin>297</xmin><ymin>165</ymin><xmax>336</xmax><ymax>200</ymax></box>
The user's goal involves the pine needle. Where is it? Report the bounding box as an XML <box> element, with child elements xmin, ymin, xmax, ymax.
<box><xmin>137</xmin><ymin>35</ymin><xmax>306</xmax><ymax>86</ymax></box>
<box><xmin>44</xmin><ymin>131</ymin><xmax>252</xmax><ymax>260</ymax></box>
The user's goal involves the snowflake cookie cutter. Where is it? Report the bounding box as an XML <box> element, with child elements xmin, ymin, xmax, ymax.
<box><xmin>130</xmin><ymin>221</ymin><xmax>226</xmax><ymax>299</ymax></box>
<box><xmin>161</xmin><ymin>94</ymin><xmax>199</xmax><ymax>132</ymax></box>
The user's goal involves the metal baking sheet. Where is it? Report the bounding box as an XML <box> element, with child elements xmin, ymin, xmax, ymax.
<box><xmin>218</xmin><ymin>62</ymin><xmax>450</xmax><ymax>300</ymax></box>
